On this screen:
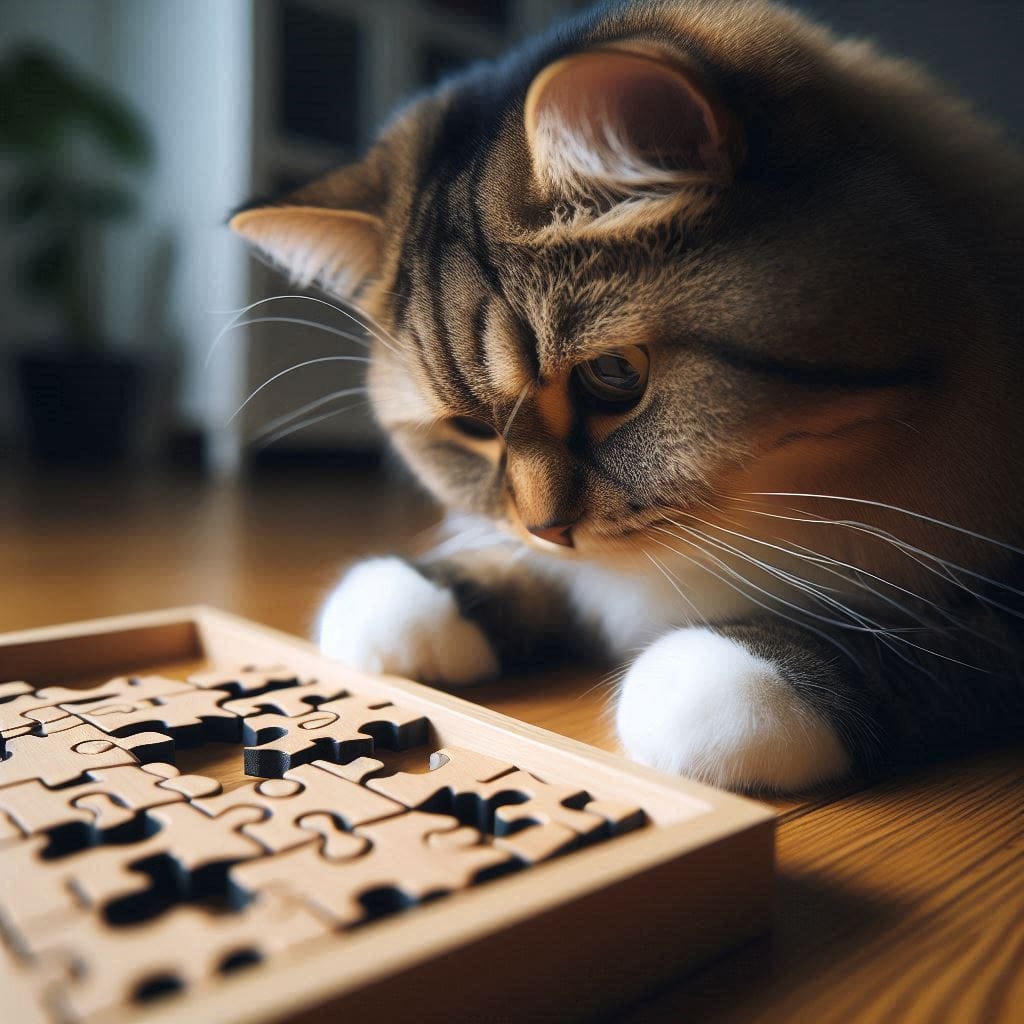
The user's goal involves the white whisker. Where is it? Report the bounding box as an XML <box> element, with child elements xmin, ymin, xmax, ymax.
<box><xmin>746</xmin><ymin>492</ymin><xmax>1024</xmax><ymax>557</ymax></box>
<box><xmin>228</xmin><ymin>356</ymin><xmax>371</xmax><ymax>424</ymax></box>
<box><xmin>250</xmin><ymin>387</ymin><xmax>369</xmax><ymax>443</ymax></box>
<box><xmin>252</xmin><ymin>401</ymin><xmax>370</xmax><ymax>451</ymax></box>
<box><xmin>502</xmin><ymin>383</ymin><xmax>532</xmax><ymax>438</ymax></box>
<box><xmin>645</xmin><ymin>531</ymin><xmax>867</xmax><ymax>671</ymax></box>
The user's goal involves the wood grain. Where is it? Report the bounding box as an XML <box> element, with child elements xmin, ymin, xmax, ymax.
<box><xmin>2</xmin><ymin>467</ymin><xmax>1021</xmax><ymax>1021</ymax></box>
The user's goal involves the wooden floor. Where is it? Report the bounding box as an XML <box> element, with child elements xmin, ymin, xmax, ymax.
<box><xmin>2</xmin><ymin>466</ymin><xmax>1021</xmax><ymax>1022</ymax></box>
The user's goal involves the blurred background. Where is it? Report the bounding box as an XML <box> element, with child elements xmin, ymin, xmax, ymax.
<box><xmin>1</xmin><ymin>0</ymin><xmax>1022</xmax><ymax>640</ymax></box>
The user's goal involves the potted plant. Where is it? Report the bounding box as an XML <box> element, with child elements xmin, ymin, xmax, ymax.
<box><xmin>0</xmin><ymin>45</ymin><xmax>154</xmax><ymax>463</ymax></box>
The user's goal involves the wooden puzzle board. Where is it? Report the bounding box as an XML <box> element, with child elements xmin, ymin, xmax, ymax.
<box><xmin>0</xmin><ymin>607</ymin><xmax>774</xmax><ymax>1023</ymax></box>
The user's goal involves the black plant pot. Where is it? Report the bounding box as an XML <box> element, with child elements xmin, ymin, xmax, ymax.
<box><xmin>17</xmin><ymin>350</ymin><xmax>144</xmax><ymax>464</ymax></box>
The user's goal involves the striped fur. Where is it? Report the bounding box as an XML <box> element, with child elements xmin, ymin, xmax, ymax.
<box><xmin>235</xmin><ymin>0</ymin><xmax>1024</xmax><ymax>791</ymax></box>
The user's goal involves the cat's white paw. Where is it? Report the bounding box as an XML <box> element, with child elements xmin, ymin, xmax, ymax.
<box><xmin>616</xmin><ymin>628</ymin><xmax>850</xmax><ymax>791</ymax></box>
<box><xmin>317</xmin><ymin>557</ymin><xmax>500</xmax><ymax>687</ymax></box>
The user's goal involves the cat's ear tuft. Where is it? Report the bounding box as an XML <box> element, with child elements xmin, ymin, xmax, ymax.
<box><xmin>230</xmin><ymin>205</ymin><xmax>382</xmax><ymax>299</ymax></box>
<box><xmin>524</xmin><ymin>48</ymin><xmax>737</xmax><ymax>195</ymax></box>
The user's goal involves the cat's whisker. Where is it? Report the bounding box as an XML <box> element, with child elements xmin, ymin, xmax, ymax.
<box><xmin>736</xmin><ymin>500</ymin><xmax>1024</xmax><ymax>616</ymax></box>
<box><xmin>656</xmin><ymin>520</ymin><xmax>978</xmax><ymax>673</ymax></box>
<box><xmin>643</xmin><ymin>531</ymin><xmax>867</xmax><ymax>672</ymax></box>
<box><xmin>204</xmin><ymin>294</ymin><xmax>399</xmax><ymax>371</ymax></box>
<box><xmin>653</xmin><ymin>523</ymin><xmax>895</xmax><ymax>637</ymax></box>
<box><xmin>669</xmin><ymin>504</ymin><xmax>965</xmax><ymax>639</ymax></box>
<box><xmin>228</xmin><ymin>356</ymin><xmax>372</xmax><ymax>425</ymax></box>
<box><xmin>251</xmin><ymin>401</ymin><xmax>371</xmax><ymax>451</ymax></box>
<box><xmin>746</xmin><ymin>492</ymin><xmax>1024</xmax><ymax>557</ymax></box>
<box><xmin>656</xmin><ymin>520</ymin><xmax>953</xmax><ymax>678</ymax></box>
<box><xmin>250</xmin><ymin>387</ymin><xmax>369</xmax><ymax>444</ymax></box>
<box><xmin>502</xmin><ymin>383</ymin><xmax>532</xmax><ymax>439</ymax></box>
<box><xmin>643</xmin><ymin>550</ymin><xmax>706</xmax><ymax>626</ymax></box>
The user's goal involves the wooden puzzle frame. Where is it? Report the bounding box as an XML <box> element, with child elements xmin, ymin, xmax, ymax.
<box><xmin>0</xmin><ymin>606</ymin><xmax>774</xmax><ymax>1023</ymax></box>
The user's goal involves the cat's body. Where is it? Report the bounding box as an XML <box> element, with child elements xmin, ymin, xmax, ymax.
<box><xmin>233</xmin><ymin>0</ymin><xmax>1024</xmax><ymax>791</ymax></box>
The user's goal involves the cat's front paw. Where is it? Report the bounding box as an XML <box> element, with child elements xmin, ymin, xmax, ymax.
<box><xmin>317</xmin><ymin>557</ymin><xmax>500</xmax><ymax>687</ymax></box>
<box><xmin>615</xmin><ymin>628</ymin><xmax>850</xmax><ymax>792</ymax></box>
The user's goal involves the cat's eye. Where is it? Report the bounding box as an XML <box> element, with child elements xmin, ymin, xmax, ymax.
<box><xmin>575</xmin><ymin>346</ymin><xmax>650</xmax><ymax>404</ymax></box>
<box><xmin>451</xmin><ymin>416</ymin><xmax>499</xmax><ymax>440</ymax></box>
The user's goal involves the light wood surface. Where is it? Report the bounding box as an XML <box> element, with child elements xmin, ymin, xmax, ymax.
<box><xmin>2</xmin><ymin>467</ymin><xmax>1021</xmax><ymax>1022</ymax></box>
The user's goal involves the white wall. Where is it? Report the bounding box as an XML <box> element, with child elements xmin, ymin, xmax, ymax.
<box><xmin>0</xmin><ymin>0</ymin><xmax>254</xmax><ymax>471</ymax></box>
<box><xmin>105</xmin><ymin>0</ymin><xmax>254</xmax><ymax>473</ymax></box>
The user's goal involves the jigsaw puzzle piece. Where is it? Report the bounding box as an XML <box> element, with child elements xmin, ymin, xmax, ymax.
<box><xmin>295</xmin><ymin>812</ymin><xmax>370</xmax><ymax>860</ymax></box>
<box><xmin>242</xmin><ymin>696</ymin><xmax>428</xmax><ymax>777</ymax></box>
<box><xmin>485</xmin><ymin>771</ymin><xmax>644</xmax><ymax>861</ymax></box>
<box><xmin>38</xmin><ymin>674</ymin><xmax>195</xmax><ymax>706</ymax></box>
<box><xmin>0</xmin><ymin>724</ymin><xmax>175</xmax><ymax>789</ymax></box>
<box><xmin>186</xmin><ymin>665</ymin><xmax>304</xmax><ymax>697</ymax></box>
<box><xmin>0</xmin><ymin>915</ymin><xmax>53</xmax><ymax>1024</ymax></box>
<box><xmin>0</xmin><ymin>764</ymin><xmax>191</xmax><ymax>837</ymax></box>
<box><xmin>308</xmin><ymin>756</ymin><xmax>384</xmax><ymax>784</ymax></box>
<box><xmin>367</xmin><ymin>746</ymin><xmax>517</xmax><ymax>810</ymax></box>
<box><xmin>2</xmin><ymin>676</ymin><xmax>193</xmax><ymax>743</ymax></box>
<box><xmin>369</xmin><ymin>748</ymin><xmax>644</xmax><ymax>863</ymax></box>
<box><xmin>29</xmin><ymin>890</ymin><xmax>329</xmax><ymax>1023</ymax></box>
<box><xmin>1</xmin><ymin>696</ymin><xmax>80</xmax><ymax>741</ymax></box>
<box><xmin>222</xmin><ymin>679</ymin><xmax>350</xmax><ymax>718</ymax></box>
<box><xmin>0</xmin><ymin>803</ymin><xmax>267</xmax><ymax>944</ymax></box>
<box><xmin>193</xmin><ymin>761</ymin><xmax>403</xmax><ymax>853</ymax></box>
<box><xmin>67</xmin><ymin>690</ymin><xmax>241</xmax><ymax>747</ymax></box>
<box><xmin>0</xmin><ymin>681</ymin><xmax>34</xmax><ymax>701</ymax></box>
<box><xmin>231</xmin><ymin>811</ymin><xmax>512</xmax><ymax>928</ymax></box>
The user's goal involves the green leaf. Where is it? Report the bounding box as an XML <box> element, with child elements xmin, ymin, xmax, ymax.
<box><xmin>67</xmin><ymin>182</ymin><xmax>139</xmax><ymax>221</ymax></box>
<box><xmin>6</xmin><ymin>176</ymin><xmax>54</xmax><ymax>223</ymax></box>
<box><xmin>0</xmin><ymin>45</ymin><xmax>153</xmax><ymax>166</ymax></box>
<box><xmin>21</xmin><ymin>236</ymin><xmax>73</xmax><ymax>297</ymax></box>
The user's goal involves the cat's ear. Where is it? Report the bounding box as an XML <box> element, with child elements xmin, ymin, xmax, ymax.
<box><xmin>230</xmin><ymin>156</ymin><xmax>387</xmax><ymax>299</ymax></box>
<box><xmin>524</xmin><ymin>48</ymin><xmax>737</xmax><ymax>195</ymax></box>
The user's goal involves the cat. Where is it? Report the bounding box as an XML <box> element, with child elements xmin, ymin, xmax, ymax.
<box><xmin>231</xmin><ymin>0</ymin><xmax>1024</xmax><ymax>792</ymax></box>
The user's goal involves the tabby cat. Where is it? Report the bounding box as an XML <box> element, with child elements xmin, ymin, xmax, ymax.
<box><xmin>231</xmin><ymin>0</ymin><xmax>1024</xmax><ymax>791</ymax></box>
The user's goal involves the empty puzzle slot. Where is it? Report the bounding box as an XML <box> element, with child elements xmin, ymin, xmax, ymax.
<box><xmin>133</xmin><ymin>973</ymin><xmax>184</xmax><ymax>1004</ymax></box>
<box><xmin>41</xmin><ymin>811</ymin><xmax>161</xmax><ymax>860</ymax></box>
<box><xmin>218</xmin><ymin>948</ymin><xmax>263</xmax><ymax>975</ymax></box>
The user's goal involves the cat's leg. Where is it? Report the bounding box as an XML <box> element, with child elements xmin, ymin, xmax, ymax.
<box><xmin>317</xmin><ymin>548</ymin><xmax>580</xmax><ymax>687</ymax></box>
<box><xmin>617</xmin><ymin>608</ymin><xmax>1024</xmax><ymax>792</ymax></box>
<box><xmin>615</xmin><ymin>620</ymin><xmax>864</xmax><ymax>792</ymax></box>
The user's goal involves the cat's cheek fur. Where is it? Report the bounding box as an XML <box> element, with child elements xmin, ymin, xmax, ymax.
<box><xmin>317</xmin><ymin>557</ymin><xmax>500</xmax><ymax>687</ymax></box>
<box><xmin>616</xmin><ymin>628</ymin><xmax>851</xmax><ymax>792</ymax></box>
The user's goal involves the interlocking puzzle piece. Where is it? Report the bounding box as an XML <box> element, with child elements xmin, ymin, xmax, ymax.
<box><xmin>37</xmin><ymin>675</ymin><xmax>196</xmax><ymax>706</ymax></box>
<box><xmin>0</xmin><ymin>804</ymin><xmax>266</xmax><ymax>942</ymax></box>
<box><xmin>295</xmin><ymin>813</ymin><xmax>369</xmax><ymax>861</ymax></box>
<box><xmin>0</xmin><ymin>681</ymin><xmax>33</xmax><ymax>701</ymax></box>
<box><xmin>307</xmin><ymin>755</ymin><xmax>384</xmax><ymax>785</ymax></box>
<box><xmin>242</xmin><ymin>695</ymin><xmax>429</xmax><ymax>777</ymax></box>
<box><xmin>0</xmin><ymin>921</ymin><xmax>51</xmax><ymax>1024</ymax></box>
<box><xmin>0</xmin><ymin>763</ymin><xmax>221</xmax><ymax>837</ymax></box>
<box><xmin>2</xmin><ymin>676</ymin><xmax>194</xmax><ymax>742</ymax></box>
<box><xmin>66</xmin><ymin>690</ymin><xmax>241</xmax><ymax>746</ymax></box>
<box><xmin>231</xmin><ymin>811</ymin><xmax>512</xmax><ymax>928</ymax></box>
<box><xmin>369</xmin><ymin>748</ymin><xmax>644</xmax><ymax>863</ymax></box>
<box><xmin>486</xmin><ymin>771</ymin><xmax>644</xmax><ymax>861</ymax></box>
<box><xmin>222</xmin><ymin>679</ymin><xmax>351</xmax><ymax>718</ymax></box>
<box><xmin>193</xmin><ymin>761</ymin><xmax>403</xmax><ymax>853</ymax></box>
<box><xmin>0</xmin><ymin>723</ymin><xmax>174</xmax><ymax>790</ymax></box>
<box><xmin>367</xmin><ymin>746</ymin><xmax>517</xmax><ymax>810</ymax></box>
<box><xmin>1</xmin><ymin>697</ymin><xmax>80</xmax><ymax>741</ymax></box>
<box><xmin>186</xmin><ymin>665</ymin><xmax>304</xmax><ymax>697</ymax></box>
<box><xmin>28</xmin><ymin>890</ymin><xmax>329</xmax><ymax>1024</ymax></box>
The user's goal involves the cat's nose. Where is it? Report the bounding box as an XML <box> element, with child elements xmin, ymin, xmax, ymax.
<box><xmin>527</xmin><ymin>521</ymin><xmax>575</xmax><ymax>547</ymax></box>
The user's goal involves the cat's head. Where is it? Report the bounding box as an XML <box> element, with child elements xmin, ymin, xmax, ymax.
<box><xmin>232</xmin><ymin>1</ymin><xmax>1003</xmax><ymax>559</ymax></box>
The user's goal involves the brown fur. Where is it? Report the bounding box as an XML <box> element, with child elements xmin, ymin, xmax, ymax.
<box><xmin>233</xmin><ymin>0</ymin><xmax>1024</xmax><ymax>785</ymax></box>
